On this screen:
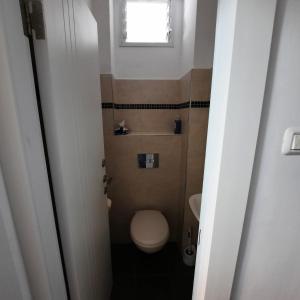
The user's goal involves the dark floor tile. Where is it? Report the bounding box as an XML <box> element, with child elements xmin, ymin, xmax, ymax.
<box><xmin>110</xmin><ymin>285</ymin><xmax>136</xmax><ymax>300</ymax></box>
<box><xmin>135</xmin><ymin>275</ymin><xmax>171</xmax><ymax>300</ymax></box>
<box><xmin>171</xmin><ymin>265</ymin><xmax>194</xmax><ymax>300</ymax></box>
<box><xmin>110</xmin><ymin>273</ymin><xmax>136</xmax><ymax>300</ymax></box>
<box><xmin>110</xmin><ymin>243</ymin><xmax>195</xmax><ymax>300</ymax></box>
<box><xmin>134</xmin><ymin>250</ymin><xmax>171</xmax><ymax>276</ymax></box>
<box><xmin>172</xmin><ymin>275</ymin><xmax>194</xmax><ymax>300</ymax></box>
<box><xmin>111</xmin><ymin>244</ymin><xmax>137</xmax><ymax>275</ymax></box>
<box><xmin>175</xmin><ymin>260</ymin><xmax>195</xmax><ymax>279</ymax></box>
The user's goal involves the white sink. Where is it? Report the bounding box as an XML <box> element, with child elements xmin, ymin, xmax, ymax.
<box><xmin>189</xmin><ymin>193</ymin><xmax>202</xmax><ymax>221</ymax></box>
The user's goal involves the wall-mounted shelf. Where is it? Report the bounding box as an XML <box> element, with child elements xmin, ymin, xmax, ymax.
<box><xmin>114</xmin><ymin>131</ymin><xmax>181</xmax><ymax>136</ymax></box>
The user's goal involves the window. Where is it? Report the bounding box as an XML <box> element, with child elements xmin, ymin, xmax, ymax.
<box><xmin>120</xmin><ymin>0</ymin><xmax>173</xmax><ymax>46</ymax></box>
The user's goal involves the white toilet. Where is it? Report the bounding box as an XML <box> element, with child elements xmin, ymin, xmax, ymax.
<box><xmin>130</xmin><ymin>210</ymin><xmax>169</xmax><ymax>254</ymax></box>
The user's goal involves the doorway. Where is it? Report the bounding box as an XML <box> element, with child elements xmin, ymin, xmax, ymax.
<box><xmin>0</xmin><ymin>0</ymin><xmax>279</xmax><ymax>299</ymax></box>
<box><xmin>96</xmin><ymin>0</ymin><xmax>217</xmax><ymax>299</ymax></box>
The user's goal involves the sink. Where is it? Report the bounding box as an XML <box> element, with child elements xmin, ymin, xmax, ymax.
<box><xmin>189</xmin><ymin>194</ymin><xmax>202</xmax><ymax>221</ymax></box>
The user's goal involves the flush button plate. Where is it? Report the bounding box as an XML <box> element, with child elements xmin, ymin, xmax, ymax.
<box><xmin>282</xmin><ymin>128</ymin><xmax>300</xmax><ymax>155</ymax></box>
<box><xmin>138</xmin><ymin>153</ymin><xmax>159</xmax><ymax>168</ymax></box>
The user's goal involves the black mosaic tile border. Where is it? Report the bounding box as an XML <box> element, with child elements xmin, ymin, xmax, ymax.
<box><xmin>191</xmin><ymin>101</ymin><xmax>210</xmax><ymax>108</ymax></box>
<box><xmin>101</xmin><ymin>101</ymin><xmax>209</xmax><ymax>109</ymax></box>
<box><xmin>102</xmin><ymin>102</ymin><xmax>114</xmax><ymax>108</ymax></box>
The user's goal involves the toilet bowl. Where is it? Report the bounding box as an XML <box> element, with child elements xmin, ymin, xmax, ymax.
<box><xmin>130</xmin><ymin>210</ymin><xmax>169</xmax><ymax>254</ymax></box>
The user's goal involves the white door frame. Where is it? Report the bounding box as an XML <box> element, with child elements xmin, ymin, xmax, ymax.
<box><xmin>0</xmin><ymin>0</ymin><xmax>279</xmax><ymax>299</ymax></box>
<box><xmin>192</xmin><ymin>0</ymin><xmax>277</xmax><ymax>299</ymax></box>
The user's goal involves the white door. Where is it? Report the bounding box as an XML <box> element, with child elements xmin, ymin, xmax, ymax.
<box><xmin>32</xmin><ymin>0</ymin><xmax>112</xmax><ymax>299</ymax></box>
<box><xmin>0</xmin><ymin>166</ymin><xmax>31</xmax><ymax>300</ymax></box>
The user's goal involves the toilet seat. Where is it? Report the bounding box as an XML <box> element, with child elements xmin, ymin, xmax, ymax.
<box><xmin>130</xmin><ymin>210</ymin><xmax>169</xmax><ymax>253</ymax></box>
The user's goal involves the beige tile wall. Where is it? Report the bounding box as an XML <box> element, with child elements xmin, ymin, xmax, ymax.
<box><xmin>177</xmin><ymin>108</ymin><xmax>189</xmax><ymax>248</ymax></box>
<box><xmin>101</xmin><ymin>76</ymin><xmax>184</xmax><ymax>133</ymax></box>
<box><xmin>175</xmin><ymin>70</ymin><xmax>192</xmax><ymax>248</ymax></box>
<box><xmin>181</xmin><ymin>68</ymin><xmax>212</xmax><ymax>248</ymax></box>
<box><xmin>106</xmin><ymin>134</ymin><xmax>183</xmax><ymax>242</ymax></box>
<box><xmin>180</xmin><ymin>71</ymin><xmax>192</xmax><ymax>101</ymax></box>
<box><xmin>100</xmin><ymin>69</ymin><xmax>212</xmax><ymax>247</ymax></box>
<box><xmin>100</xmin><ymin>74</ymin><xmax>113</xmax><ymax>102</ymax></box>
<box><xmin>181</xmin><ymin>108</ymin><xmax>209</xmax><ymax>247</ymax></box>
<box><xmin>191</xmin><ymin>69</ymin><xmax>212</xmax><ymax>100</ymax></box>
<box><xmin>113</xmin><ymin>109</ymin><xmax>182</xmax><ymax>133</ymax></box>
<box><xmin>112</xmin><ymin>80</ymin><xmax>182</xmax><ymax>104</ymax></box>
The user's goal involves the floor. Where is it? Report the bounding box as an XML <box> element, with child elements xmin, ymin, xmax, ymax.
<box><xmin>110</xmin><ymin>243</ymin><xmax>195</xmax><ymax>300</ymax></box>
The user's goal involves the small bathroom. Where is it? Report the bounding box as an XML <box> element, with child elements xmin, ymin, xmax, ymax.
<box><xmin>94</xmin><ymin>0</ymin><xmax>217</xmax><ymax>299</ymax></box>
<box><xmin>3</xmin><ymin>0</ymin><xmax>298</xmax><ymax>299</ymax></box>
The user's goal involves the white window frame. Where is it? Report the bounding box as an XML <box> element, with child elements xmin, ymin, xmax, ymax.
<box><xmin>119</xmin><ymin>0</ymin><xmax>174</xmax><ymax>47</ymax></box>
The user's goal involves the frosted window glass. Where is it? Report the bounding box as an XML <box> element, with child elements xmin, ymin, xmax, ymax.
<box><xmin>124</xmin><ymin>0</ymin><xmax>171</xmax><ymax>44</ymax></box>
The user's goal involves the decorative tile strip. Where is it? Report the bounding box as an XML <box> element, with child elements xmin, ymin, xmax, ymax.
<box><xmin>191</xmin><ymin>101</ymin><xmax>210</xmax><ymax>108</ymax></box>
<box><xmin>113</xmin><ymin>103</ymin><xmax>185</xmax><ymax>109</ymax></box>
<box><xmin>101</xmin><ymin>101</ymin><xmax>209</xmax><ymax>109</ymax></box>
<box><xmin>101</xmin><ymin>102</ymin><xmax>114</xmax><ymax>108</ymax></box>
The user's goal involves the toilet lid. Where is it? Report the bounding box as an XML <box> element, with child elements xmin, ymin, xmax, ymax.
<box><xmin>131</xmin><ymin>210</ymin><xmax>169</xmax><ymax>246</ymax></box>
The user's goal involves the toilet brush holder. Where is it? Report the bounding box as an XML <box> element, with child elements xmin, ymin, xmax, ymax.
<box><xmin>183</xmin><ymin>245</ymin><xmax>196</xmax><ymax>266</ymax></box>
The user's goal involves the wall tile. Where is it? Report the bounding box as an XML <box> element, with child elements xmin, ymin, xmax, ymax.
<box><xmin>191</xmin><ymin>69</ymin><xmax>212</xmax><ymax>100</ymax></box>
<box><xmin>112</xmin><ymin>80</ymin><xmax>182</xmax><ymax>104</ymax></box>
<box><xmin>180</xmin><ymin>71</ymin><xmax>192</xmax><ymax>101</ymax></box>
<box><xmin>100</xmin><ymin>74</ymin><xmax>113</xmax><ymax>102</ymax></box>
<box><xmin>102</xmin><ymin>109</ymin><xmax>114</xmax><ymax>137</ymax></box>
<box><xmin>182</xmin><ymin>108</ymin><xmax>209</xmax><ymax>247</ymax></box>
<box><xmin>113</xmin><ymin>109</ymin><xmax>182</xmax><ymax>133</ymax></box>
<box><xmin>106</xmin><ymin>135</ymin><xmax>183</xmax><ymax>243</ymax></box>
<box><xmin>101</xmin><ymin>70</ymin><xmax>211</xmax><ymax>248</ymax></box>
<box><xmin>176</xmin><ymin>108</ymin><xmax>189</xmax><ymax>248</ymax></box>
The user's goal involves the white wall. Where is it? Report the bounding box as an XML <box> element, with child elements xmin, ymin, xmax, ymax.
<box><xmin>92</xmin><ymin>0</ymin><xmax>112</xmax><ymax>74</ymax></box>
<box><xmin>232</xmin><ymin>1</ymin><xmax>300</xmax><ymax>299</ymax></box>
<box><xmin>193</xmin><ymin>0</ymin><xmax>218</xmax><ymax>68</ymax></box>
<box><xmin>181</xmin><ymin>0</ymin><xmax>198</xmax><ymax>75</ymax></box>
<box><xmin>91</xmin><ymin>0</ymin><xmax>218</xmax><ymax>79</ymax></box>
<box><xmin>85</xmin><ymin>0</ymin><xmax>92</xmax><ymax>9</ymax></box>
<box><xmin>181</xmin><ymin>0</ymin><xmax>217</xmax><ymax>74</ymax></box>
<box><xmin>111</xmin><ymin>0</ymin><xmax>183</xmax><ymax>79</ymax></box>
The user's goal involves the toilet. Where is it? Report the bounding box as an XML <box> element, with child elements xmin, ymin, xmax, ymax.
<box><xmin>130</xmin><ymin>210</ymin><xmax>169</xmax><ymax>254</ymax></box>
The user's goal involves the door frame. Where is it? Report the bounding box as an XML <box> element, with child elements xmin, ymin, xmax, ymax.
<box><xmin>0</xmin><ymin>0</ymin><xmax>68</xmax><ymax>299</ymax></box>
<box><xmin>192</xmin><ymin>0</ymin><xmax>277</xmax><ymax>299</ymax></box>
<box><xmin>1</xmin><ymin>0</ymin><xmax>279</xmax><ymax>299</ymax></box>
